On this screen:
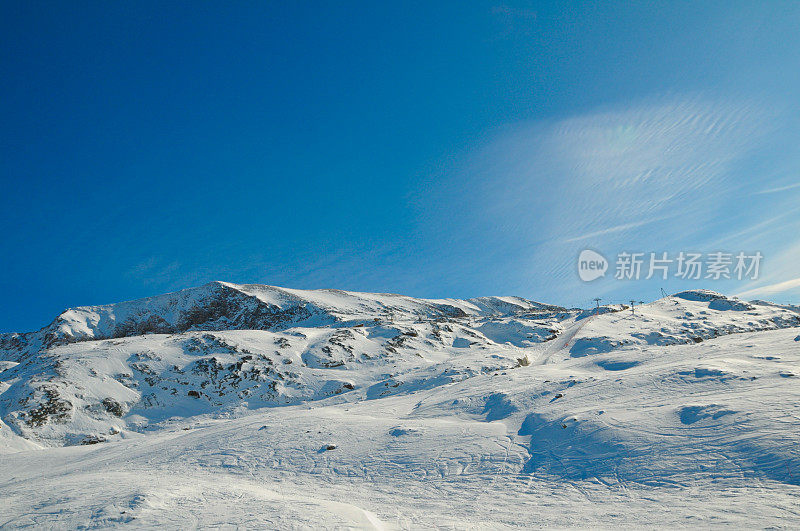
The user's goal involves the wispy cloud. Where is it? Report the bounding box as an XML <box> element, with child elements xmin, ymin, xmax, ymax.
<box><xmin>736</xmin><ymin>277</ymin><xmax>800</xmax><ymax>298</ymax></box>
<box><xmin>733</xmin><ymin>237</ymin><xmax>800</xmax><ymax>301</ymax></box>
<box><xmin>563</xmin><ymin>216</ymin><xmax>671</xmax><ymax>243</ymax></box>
<box><xmin>755</xmin><ymin>182</ymin><xmax>800</xmax><ymax>194</ymax></box>
<box><xmin>421</xmin><ymin>94</ymin><xmax>799</xmax><ymax>304</ymax></box>
<box><xmin>443</xmin><ymin>95</ymin><xmax>770</xmax><ymax>252</ymax></box>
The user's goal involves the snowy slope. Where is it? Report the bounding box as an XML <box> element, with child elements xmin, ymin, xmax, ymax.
<box><xmin>1</xmin><ymin>284</ymin><xmax>799</xmax><ymax>528</ymax></box>
<box><xmin>567</xmin><ymin>289</ymin><xmax>800</xmax><ymax>357</ymax></box>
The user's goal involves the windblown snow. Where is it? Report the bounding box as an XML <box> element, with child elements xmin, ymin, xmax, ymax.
<box><xmin>1</xmin><ymin>282</ymin><xmax>799</xmax><ymax>528</ymax></box>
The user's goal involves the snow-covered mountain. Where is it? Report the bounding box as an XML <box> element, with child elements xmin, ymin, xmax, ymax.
<box><xmin>2</xmin><ymin>283</ymin><xmax>800</xmax><ymax>527</ymax></box>
<box><xmin>0</xmin><ymin>281</ymin><xmax>563</xmax><ymax>358</ymax></box>
<box><xmin>0</xmin><ymin>282</ymin><xmax>574</xmax><ymax>445</ymax></box>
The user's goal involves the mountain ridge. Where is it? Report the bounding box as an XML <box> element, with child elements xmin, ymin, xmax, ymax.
<box><xmin>1</xmin><ymin>281</ymin><xmax>569</xmax><ymax>360</ymax></box>
<box><xmin>1</xmin><ymin>283</ymin><xmax>798</xmax><ymax>449</ymax></box>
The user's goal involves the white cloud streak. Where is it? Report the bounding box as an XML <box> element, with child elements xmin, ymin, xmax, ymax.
<box><xmin>736</xmin><ymin>277</ymin><xmax>800</xmax><ymax>298</ymax></box>
<box><xmin>755</xmin><ymin>182</ymin><xmax>800</xmax><ymax>194</ymax></box>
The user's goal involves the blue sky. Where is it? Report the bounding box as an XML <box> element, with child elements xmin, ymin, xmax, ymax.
<box><xmin>2</xmin><ymin>1</ymin><xmax>800</xmax><ymax>332</ymax></box>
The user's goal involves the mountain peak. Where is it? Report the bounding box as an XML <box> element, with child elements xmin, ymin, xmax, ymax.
<box><xmin>1</xmin><ymin>283</ymin><xmax>568</xmax><ymax>360</ymax></box>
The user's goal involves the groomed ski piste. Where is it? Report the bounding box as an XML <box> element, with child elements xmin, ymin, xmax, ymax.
<box><xmin>2</xmin><ymin>282</ymin><xmax>800</xmax><ymax>528</ymax></box>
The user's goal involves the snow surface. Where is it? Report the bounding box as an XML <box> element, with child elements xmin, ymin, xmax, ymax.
<box><xmin>1</xmin><ymin>284</ymin><xmax>800</xmax><ymax>528</ymax></box>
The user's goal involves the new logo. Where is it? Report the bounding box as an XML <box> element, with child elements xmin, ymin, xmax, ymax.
<box><xmin>578</xmin><ymin>249</ymin><xmax>608</xmax><ymax>282</ymax></box>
